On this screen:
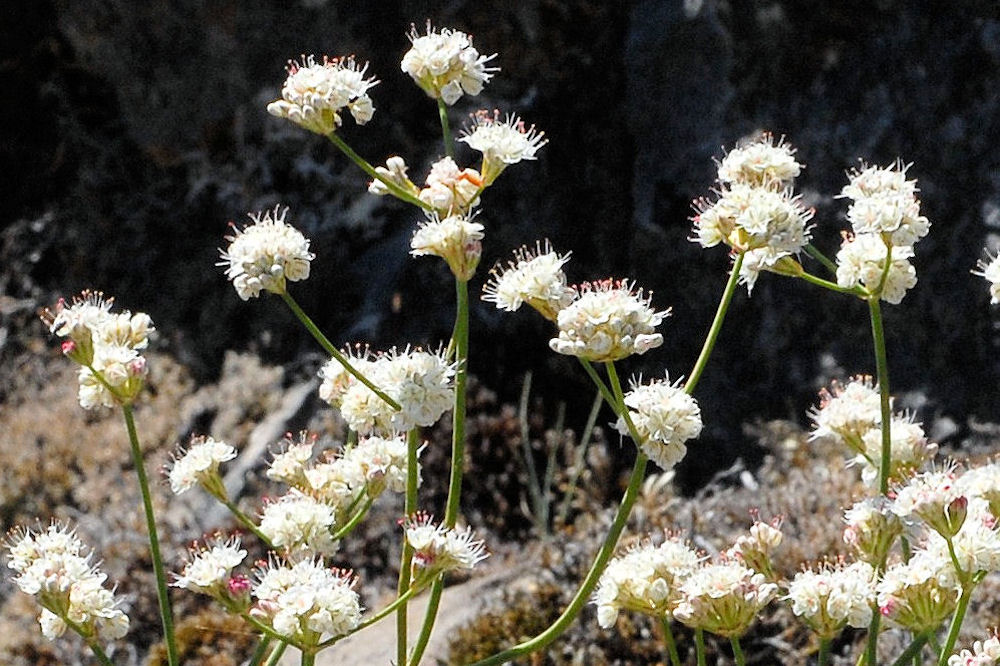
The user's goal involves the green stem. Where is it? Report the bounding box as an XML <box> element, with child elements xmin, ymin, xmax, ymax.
<box><xmin>818</xmin><ymin>637</ymin><xmax>831</xmax><ymax>666</ymax></box>
<box><xmin>122</xmin><ymin>404</ymin><xmax>178</xmax><ymax>666</ymax></box>
<box><xmin>240</xmin><ymin>612</ymin><xmax>302</xmax><ymax>648</ymax></box>
<box><xmin>409</xmin><ymin>277</ymin><xmax>470</xmax><ymax>665</ymax></box>
<box><xmin>280</xmin><ymin>290</ymin><xmax>401</xmax><ymax>410</ymax></box>
<box><xmin>660</xmin><ymin>615</ymin><xmax>682</xmax><ymax>666</ymax></box>
<box><xmin>864</xmin><ymin>609</ymin><xmax>881</xmax><ymax>666</ymax></box>
<box><xmin>331</xmin><ymin>496</ymin><xmax>374</xmax><ymax>540</ymax></box>
<box><xmin>518</xmin><ymin>370</ymin><xmax>546</xmax><ymax>534</ymax></box>
<box><xmin>695</xmin><ymin>628</ymin><xmax>707</xmax><ymax>666</ymax></box>
<box><xmin>577</xmin><ymin>358</ymin><xmax>617</xmax><ymax>409</ymax></box>
<box><xmin>437</xmin><ymin>98</ymin><xmax>455</xmax><ymax>159</ymax></box>
<box><xmin>327</xmin><ymin>132</ymin><xmax>433</xmax><ymax>211</ymax></box>
<box><xmin>891</xmin><ymin>633</ymin><xmax>928</xmax><ymax>666</ymax></box>
<box><xmin>799</xmin><ymin>271</ymin><xmax>868</xmax><ymax>295</ymax></box>
<box><xmin>805</xmin><ymin>243</ymin><xmax>839</xmax><ymax>276</ymax></box>
<box><xmin>247</xmin><ymin>635</ymin><xmax>273</xmax><ymax>666</ymax></box>
<box><xmin>397</xmin><ymin>430</ymin><xmax>420</xmax><ymax>666</ymax></box>
<box><xmin>219</xmin><ymin>497</ymin><xmax>273</xmax><ymax>547</ymax></box>
<box><xmin>938</xmin><ymin>584</ymin><xmax>975</xmax><ymax>666</ymax></box>
<box><xmin>265</xmin><ymin>642</ymin><xmax>288</xmax><ymax>666</ymax></box>
<box><xmin>686</xmin><ymin>251</ymin><xmax>745</xmax><ymax>393</ymax></box>
<box><xmin>301</xmin><ymin>650</ymin><xmax>316</xmax><ymax>666</ymax></box>
<box><xmin>470</xmin><ymin>458</ymin><xmax>650</xmax><ymax>666</ymax></box>
<box><xmin>868</xmin><ymin>297</ymin><xmax>893</xmax><ymax>495</ymax></box>
<box><xmin>731</xmin><ymin>636</ymin><xmax>746</xmax><ymax>666</ymax></box>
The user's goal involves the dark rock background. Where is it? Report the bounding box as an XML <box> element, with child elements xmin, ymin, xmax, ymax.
<box><xmin>4</xmin><ymin>0</ymin><xmax>1000</xmax><ymax>490</ymax></box>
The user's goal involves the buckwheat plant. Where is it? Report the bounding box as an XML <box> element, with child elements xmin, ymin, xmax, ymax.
<box><xmin>12</xmin><ymin>22</ymin><xmax>1000</xmax><ymax>666</ymax></box>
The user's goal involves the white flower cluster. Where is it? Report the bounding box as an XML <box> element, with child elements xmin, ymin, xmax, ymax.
<box><xmin>401</xmin><ymin>23</ymin><xmax>497</xmax><ymax>105</ymax></box>
<box><xmin>786</xmin><ymin>561</ymin><xmax>876</xmax><ymax>639</ymax></box>
<box><xmin>949</xmin><ymin>635</ymin><xmax>1000</xmax><ymax>666</ymax></box>
<box><xmin>251</xmin><ymin>559</ymin><xmax>362</xmax><ymax>644</ymax></box>
<box><xmin>319</xmin><ymin>347</ymin><xmax>455</xmax><ymax>435</ymax></box>
<box><xmin>368</xmin><ymin>155</ymin><xmax>415</xmax><ymax>197</ymax></box>
<box><xmin>891</xmin><ymin>466</ymin><xmax>966</xmax><ymax>538</ymax></box>
<box><xmin>853</xmin><ymin>415</ymin><xmax>936</xmax><ymax>486</ymax></box>
<box><xmin>404</xmin><ymin>513</ymin><xmax>489</xmax><ymax>577</ymax></box>
<box><xmin>460</xmin><ymin>110</ymin><xmax>548</xmax><ymax>184</ymax></box>
<box><xmin>219</xmin><ymin>206</ymin><xmax>314</xmax><ymax>300</ymax></box>
<box><xmin>692</xmin><ymin>134</ymin><xmax>812</xmax><ymax>291</ymax></box>
<box><xmin>267</xmin><ymin>432</ymin><xmax>415</xmax><ymax>512</ymax></box>
<box><xmin>482</xmin><ymin>241</ymin><xmax>576</xmax><ymax>322</ymax></box>
<box><xmin>259</xmin><ymin>491</ymin><xmax>340</xmax><ymax>557</ymax></box>
<box><xmin>974</xmin><ymin>250</ymin><xmax>1000</xmax><ymax>305</ymax></box>
<box><xmin>172</xmin><ymin>535</ymin><xmax>247</xmax><ymax>597</ymax></box>
<box><xmin>6</xmin><ymin>523</ymin><xmax>129</xmax><ymax>642</ymax></box>
<box><xmin>673</xmin><ymin>561</ymin><xmax>778</xmax><ymax>638</ymax></box>
<box><xmin>614</xmin><ymin>375</ymin><xmax>702</xmax><ymax>471</ymax></box>
<box><xmin>418</xmin><ymin>156</ymin><xmax>483</xmax><ymax>215</ymax></box>
<box><xmin>843</xmin><ymin>497</ymin><xmax>903</xmax><ymax>565</ymax></box>
<box><xmin>876</xmin><ymin>550</ymin><xmax>960</xmax><ymax>632</ymax></box>
<box><xmin>410</xmin><ymin>211</ymin><xmax>485</xmax><ymax>281</ymax></box>
<box><xmin>549</xmin><ymin>279</ymin><xmax>668</xmax><ymax>362</ymax></box>
<box><xmin>44</xmin><ymin>290</ymin><xmax>153</xmax><ymax>409</ymax></box>
<box><xmin>922</xmin><ymin>497</ymin><xmax>1000</xmax><ymax>576</ymax></box>
<box><xmin>266</xmin><ymin>55</ymin><xmax>377</xmax><ymax>135</ymax></box>
<box><xmin>835</xmin><ymin>161</ymin><xmax>928</xmax><ymax>303</ymax></box>
<box><xmin>167</xmin><ymin>435</ymin><xmax>237</xmax><ymax>496</ymax></box>
<box><xmin>725</xmin><ymin>519</ymin><xmax>783</xmax><ymax>578</ymax></box>
<box><xmin>592</xmin><ymin>537</ymin><xmax>701</xmax><ymax>629</ymax></box>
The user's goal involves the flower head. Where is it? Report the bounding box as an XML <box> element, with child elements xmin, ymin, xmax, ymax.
<box><xmin>267</xmin><ymin>432</ymin><xmax>317</xmax><ymax>487</ymax></box>
<box><xmin>836</xmin><ymin>233</ymin><xmax>916</xmax><ymax>304</ymax></box>
<box><xmin>973</xmin><ymin>249</ymin><xmax>1000</xmax><ymax>305</ymax></box>
<box><xmin>482</xmin><ymin>241</ymin><xmax>575</xmax><ymax>321</ymax></box>
<box><xmin>252</xmin><ymin>559</ymin><xmax>361</xmax><ymax>645</ymax></box>
<box><xmin>267</xmin><ymin>55</ymin><xmax>377</xmax><ymax>135</ymax></box>
<box><xmin>921</xmin><ymin>497</ymin><xmax>1000</xmax><ymax>576</ymax></box>
<box><xmin>810</xmin><ymin>376</ymin><xmax>883</xmax><ymax>451</ymax></box>
<box><xmin>329</xmin><ymin>347</ymin><xmax>455</xmax><ymax>436</ymax></box>
<box><xmin>5</xmin><ymin>522</ymin><xmax>129</xmax><ymax>642</ymax></box>
<box><xmin>401</xmin><ymin>23</ymin><xmax>497</xmax><ymax>105</ymax></box>
<box><xmin>341</xmin><ymin>434</ymin><xmax>415</xmax><ymax>497</ymax></box>
<box><xmin>219</xmin><ymin>206</ymin><xmax>314</xmax><ymax>300</ymax></box>
<box><xmin>615</xmin><ymin>374</ymin><xmax>702</xmax><ymax>470</ymax></box>
<box><xmin>173</xmin><ymin>535</ymin><xmax>247</xmax><ymax>597</ymax></box>
<box><xmin>877</xmin><ymin>550</ymin><xmax>959</xmax><ymax>632</ymax></box>
<box><xmin>725</xmin><ymin>517</ymin><xmax>783</xmax><ymax>579</ymax></box>
<box><xmin>460</xmin><ymin>110</ymin><xmax>547</xmax><ymax>184</ymax></box>
<box><xmin>368</xmin><ymin>156</ymin><xmax>417</xmax><ymax>197</ymax></box>
<box><xmin>717</xmin><ymin>133</ymin><xmax>802</xmax><ymax>188</ymax></box>
<box><xmin>786</xmin><ymin>560</ymin><xmax>876</xmax><ymax>639</ymax></box>
<box><xmin>418</xmin><ymin>157</ymin><xmax>483</xmax><ymax>216</ymax></box>
<box><xmin>691</xmin><ymin>184</ymin><xmax>813</xmax><ymax>258</ymax></box>
<box><xmin>592</xmin><ymin>536</ymin><xmax>701</xmax><ymax>628</ymax></box>
<box><xmin>404</xmin><ymin>513</ymin><xmax>488</xmax><ymax>578</ymax></box>
<box><xmin>673</xmin><ymin>561</ymin><xmax>778</xmax><ymax>638</ymax></box>
<box><xmin>843</xmin><ymin>497</ymin><xmax>904</xmax><ymax>565</ymax></box>
<box><xmin>958</xmin><ymin>461</ymin><xmax>1000</xmax><ymax>519</ymax></box>
<box><xmin>259</xmin><ymin>491</ymin><xmax>339</xmax><ymax>557</ymax></box>
<box><xmin>853</xmin><ymin>415</ymin><xmax>936</xmax><ymax>487</ymax></box>
<box><xmin>840</xmin><ymin>161</ymin><xmax>929</xmax><ymax>247</ymax></box>
<box><xmin>549</xmin><ymin>279</ymin><xmax>668</xmax><ymax>362</ymax></box>
<box><xmin>892</xmin><ymin>465</ymin><xmax>968</xmax><ymax>539</ymax></box>
<box><xmin>167</xmin><ymin>435</ymin><xmax>237</xmax><ymax>496</ymax></box>
<box><xmin>949</xmin><ymin>635</ymin><xmax>1000</xmax><ymax>666</ymax></box>
<box><xmin>410</xmin><ymin>212</ymin><xmax>485</xmax><ymax>281</ymax></box>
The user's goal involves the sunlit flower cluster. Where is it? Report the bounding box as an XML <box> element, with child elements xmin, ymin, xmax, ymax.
<box><xmin>786</xmin><ymin>560</ymin><xmax>876</xmax><ymax>639</ymax></box>
<box><xmin>725</xmin><ymin>518</ymin><xmax>783</xmax><ymax>578</ymax></box>
<box><xmin>549</xmin><ymin>279</ymin><xmax>668</xmax><ymax>362</ymax></box>
<box><xmin>404</xmin><ymin>513</ymin><xmax>489</xmax><ymax>577</ymax></box>
<box><xmin>949</xmin><ymin>634</ymin><xmax>1000</xmax><ymax>666</ymax></box>
<box><xmin>843</xmin><ymin>497</ymin><xmax>903</xmax><ymax>565</ymax></box>
<box><xmin>716</xmin><ymin>133</ymin><xmax>802</xmax><ymax>187</ymax></box>
<box><xmin>592</xmin><ymin>536</ymin><xmax>701</xmax><ymax>628</ymax></box>
<box><xmin>259</xmin><ymin>491</ymin><xmax>340</xmax><ymax>557</ymax></box>
<box><xmin>835</xmin><ymin>161</ymin><xmax>928</xmax><ymax>303</ymax></box>
<box><xmin>482</xmin><ymin>241</ymin><xmax>575</xmax><ymax>321</ymax></box>
<box><xmin>219</xmin><ymin>206</ymin><xmax>314</xmax><ymax>300</ymax></box>
<box><xmin>891</xmin><ymin>466</ymin><xmax>967</xmax><ymax>539</ymax></box>
<box><xmin>876</xmin><ymin>551</ymin><xmax>959</xmax><ymax>632</ymax></box>
<box><xmin>673</xmin><ymin>561</ymin><xmax>778</xmax><ymax>638</ymax></box>
<box><xmin>6</xmin><ymin>523</ymin><xmax>129</xmax><ymax>642</ymax></box>
<box><xmin>810</xmin><ymin>376</ymin><xmax>882</xmax><ymax>449</ymax></box>
<box><xmin>614</xmin><ymin>375</ymin><xmax>702</xmax><ymax>470</ymax></box>
<box><xmin>172</xmin><ymin>535</ymin><xmax>247</xmax><ymax>597</ymax></box>
<box><xmin>974</xmin><ymin>250</ymin><xmax>1000</xmax><ymax>305</ymax></box>
<box><xmin>418</xmin><ymin>157</ymin><xmax>483</xmax><ymax>215</ymax></box>
<box><xmin>410</xmin><ymin>211</ymin><xmax>485</xmax><ymax>281</ymax></box>
<box><xmin>43</xmin><ymin>290</ymin><xmax>153</xmax><ymax>409</ymax></box>
<box><xmin>460</xmin><ymin>110</ymin><xmax>547</xmax><ymax>184</ymax></box>
<box><xmin>267</xmin><ymin>55</ymin><xmax>377</xmax><ymax>135</ymax></box>
<box><xmin>401</xmin><ymin>23</ymin><xmax>497</xmax><ymax>105</ymax></box>
<box><xmin>167</xmin><ymin>435</ymin><xmax>237</xmax><ymax>496</ymax></box>
<box><xmin>251</xmin><ymin>559</ymin><xmax>362</xmax><ymax>644</ymax></box>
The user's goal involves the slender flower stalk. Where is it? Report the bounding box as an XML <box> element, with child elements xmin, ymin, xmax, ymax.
<box><xmin>331</xmin><ymin>496</ymin><xmax>374</xmax><ymax>540</ymax></box>
<box><xmin>938</xmin><ymin>583</ymin><xmax>976</xmax><ymax>666</ymax></box>
<box><xmin>279</xmin><ymin>290</ymin><xmax>401</xmax><ymax>410</ymax></box>
<box><xmin>805</xmin><ymin>243</ymin><xmax>839</xmax><ymax>276</ymax></box>
<box><xmin>397</xmin><ymin>430</ymin><xmax>421</xmax><ymax>666</ymax></box>
<box><xmin>800</xmin><ymin>271</ymin><xmax>868</xmax><ymax>295</ymax></box>
<box><xmin>687</xmin><ymin>252</ymin><xmax>745</xmax><ymax>392</ymax></box>
<box><xmin>891</xmin><ymin>634</ymin><xmax>929</xmax><ymax>666</ymax></box>
<box><xmin>695</xmin><ymin>628</ymin><xmax>707</xmax><ymax>666</ymax></box>
<box><xmin>869</xmin><ymin>297</ymin><xmax>893</xmax><ymax>495</ymax></box>
<box><xmin>264</xmin><ymin>642</ymin><xmax>288</xmax><ymax>666</ymax></box>
<box><xmin>123</xmin><ymin>404</ymin><xmax>178</xmax><ymax>666</ymax></box>
<box><xmin>247</xmin><ymin>636</ymin><xmax>272</xmax><ymax>666</ymax></box>
<box><xmin>319</xmin><ymin>585</ymin><xmax>423</xmax><ymax>649</ymax></box>
<box><xmin>660</xmin><ymin>615</ymin><xmax>682</xmax><ymax>666</ymax></box>
<box><xmin>438</xmin><ymin>98</ymin><xmax>455</xmax><ymax>158</ymax></box>
<box><xmin>409</xmin><ymin>278</ymin><xmax>470</xmax><ymax>666</ymax></box>
<box><xmin>731</xmin><ymin>636</ymin><xmax>746</xmax><ymax>666</ymax></box>
<box><xmin>219</xmin><ymin>497</ymin><xmax>274</xmax><ymax>546</ymax></box>
<box><xmin>818</xmin><ymin>637</ymin><xmax>831</xmax><ymax>666</ymax></box>
<box><xmin>326</xmin><ymin>132</ymin><xmax>433</xmax><ymax>210</ymax></box>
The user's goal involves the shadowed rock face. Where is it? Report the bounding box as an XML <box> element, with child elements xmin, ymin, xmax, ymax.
<box><xmin>4</xmin><ymin>0</ymin><xmax>1000</xmax><ymax>488</ymax></box>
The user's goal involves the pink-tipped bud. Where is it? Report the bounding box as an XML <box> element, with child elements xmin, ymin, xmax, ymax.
<box><xmin>127</xmin><ymin>357</ymin><xmax>147</xmax><ymax>377</ymax></box>
<box><xmin>61</xmin><ymin>340</ymin><xmax>77</xmax><ymax>356</ymax></box>
<box><xmin>227</xmin><ymin>574</ymin><xmax>252</xmax><ymax>598</ymax></box>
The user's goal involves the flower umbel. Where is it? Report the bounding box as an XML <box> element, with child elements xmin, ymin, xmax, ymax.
<box><xmin>410</xmin><ymin>211</ymin><xmax>485</xmax><ymax>281</ymax></box>
<box><xmin>167</xmin><ymin>435</ymin><xmax>238</xmax><ymax>497</ymax></box>
<box><xmin>267</xmin><ymin>55</ymin><xmax>377</xmax><ymax>135</ymax></box>
<box><xmin>614</xmin><ymin>374</ymin><xmax>702</xmax><ymax>470</ymax></box>
<box><xmin>401</xmin><ymin>23</ymin><xmax>497</xmax><ymax>105</ymax></box>
<box><xmin>482</xmin><ymin>240</ymin><xmax>575</xmax><ymax>321</ymax></box>
<box><xmin>459</xmin><ymin>110</ymin><xmax>547</xmax><ymax>184</ymax></box>
<box><xmin>717</xmin><ymin>133</ymin><xmax>802</xmax><ymax>188</ymax></box>
<box><xmin>219</xmin><ymin>206</ymin><xmax>315</xmax><ymax>300</ymax></box>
